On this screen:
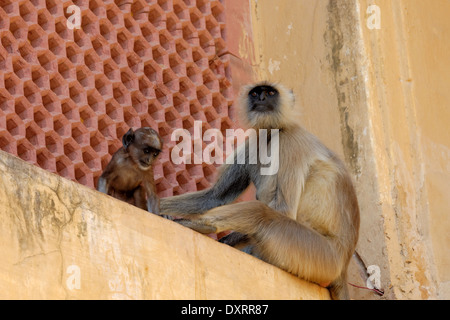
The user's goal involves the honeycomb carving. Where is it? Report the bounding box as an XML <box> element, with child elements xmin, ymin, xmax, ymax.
<box><xmin>0</xmin><ymin>0</ymin><xmax>233</xmax><ymax>196</ymax></box>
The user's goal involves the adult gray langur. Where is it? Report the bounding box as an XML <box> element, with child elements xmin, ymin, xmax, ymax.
<box><xmin>160</xmin><ymin>82</ymin><xmax>360</xmax><ymax>300</ymax></box>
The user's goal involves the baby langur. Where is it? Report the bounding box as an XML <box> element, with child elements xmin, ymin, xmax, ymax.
<box><xmin>160</xmin><ymin>82</ymin><xmax>360</xmax><ymax>300</ymax></box>
<box><xmin>97</xmin><ymin>127</ymin><xmax>162</xmax><ymax>214</ymax></box>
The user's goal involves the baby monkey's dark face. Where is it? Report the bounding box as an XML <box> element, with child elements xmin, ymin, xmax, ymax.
<box><xmin>248</xmin><ymin>85</ymin><xmax>279</xmax><ymax>113</ymax></box>
<box><xmin>123</xmin><ymin>127</ymin><xmax>162</xmax><ymax>171</ymax></box>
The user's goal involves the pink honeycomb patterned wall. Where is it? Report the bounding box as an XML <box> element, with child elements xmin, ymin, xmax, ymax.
<box><xmin>0</xmin><ymin>0</ymin><xmax>235</xmax><ymax>197</ymax></box>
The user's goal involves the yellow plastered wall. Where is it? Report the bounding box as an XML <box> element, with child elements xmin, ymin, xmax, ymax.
<box><xmin>0</xmin><ymin>150</ymin><xmax>330</xmax><ymax>299</ymax></box>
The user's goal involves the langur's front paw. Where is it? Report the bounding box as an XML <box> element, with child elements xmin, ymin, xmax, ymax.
<box><xmin>159</xmin><ymin>214</ymin><xmax>174</xmax><ymax>221</ymax></box>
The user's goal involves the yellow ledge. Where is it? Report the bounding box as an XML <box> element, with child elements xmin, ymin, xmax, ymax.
<box><xmin>0</xmin><ymin>150</ymin><xmax>330</xmax><ymax>300</ymax></box>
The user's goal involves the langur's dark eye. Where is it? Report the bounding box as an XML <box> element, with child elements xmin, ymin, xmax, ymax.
<box><xmin>143</xmin><ymin>147</ymin><xmax>151</xmax><ymax>154</ymax></box>
<box><xmin>268</xmin><ymin>91</ymin><xmax>276</xmax><ymax>96</ymax></box>
<box><xmin>153</xmin><ymin>151</ymin><xmax>160</xmax><ymax>157</ymax></box>
<box><xmin>250</xmin><ymin>91</ymin><xmax>257</xmax><ymax>97</ymax></box>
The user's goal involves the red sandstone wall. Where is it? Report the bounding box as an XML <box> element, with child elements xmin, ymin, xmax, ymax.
<box><xmin>0</xmin><ymin>0</ymin><xmax>234</xmax><ymax>196</ymax></box>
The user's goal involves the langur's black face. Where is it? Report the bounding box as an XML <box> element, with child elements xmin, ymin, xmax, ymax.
<box><xmin>248</xmin><ymin>85</ymin><xmax>279</xmax><ymax>113</ymax></box>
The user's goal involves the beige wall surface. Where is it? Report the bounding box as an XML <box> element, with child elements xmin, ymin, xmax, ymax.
<box><xmin>225</xmin><ymin>0</ymin><xmax>449</xmax><ymax>299</ymax></box>
<box><xmin>400</xmin><ymin>0</ymin><xmax>450</xmax><ymax>287</ymax></box>
<box><xmin>358</xmin><ymin>0</ymin><xmax>450</xmax><ymax>299</ymax></box>
<box><xmin>0</xmin><ymin>150</ymin><xmax>330</xmax><ymax>300</ymax></box>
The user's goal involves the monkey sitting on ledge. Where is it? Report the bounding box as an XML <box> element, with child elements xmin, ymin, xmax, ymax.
<box><xmin>97</xmin><ymin>127</ymin><xmax>162</xmax><ymax>215</ymax></box>
<box><xmin>160</xmin><ymin>82</ymin><xmax>360</xmax><ymax>300</ymax></box>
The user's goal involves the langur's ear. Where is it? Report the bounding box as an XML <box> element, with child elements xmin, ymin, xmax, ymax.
<box><xmin>122</xmin><ymin>128</ymin><xmax>135</xmax><ymax>150</ymax></box>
